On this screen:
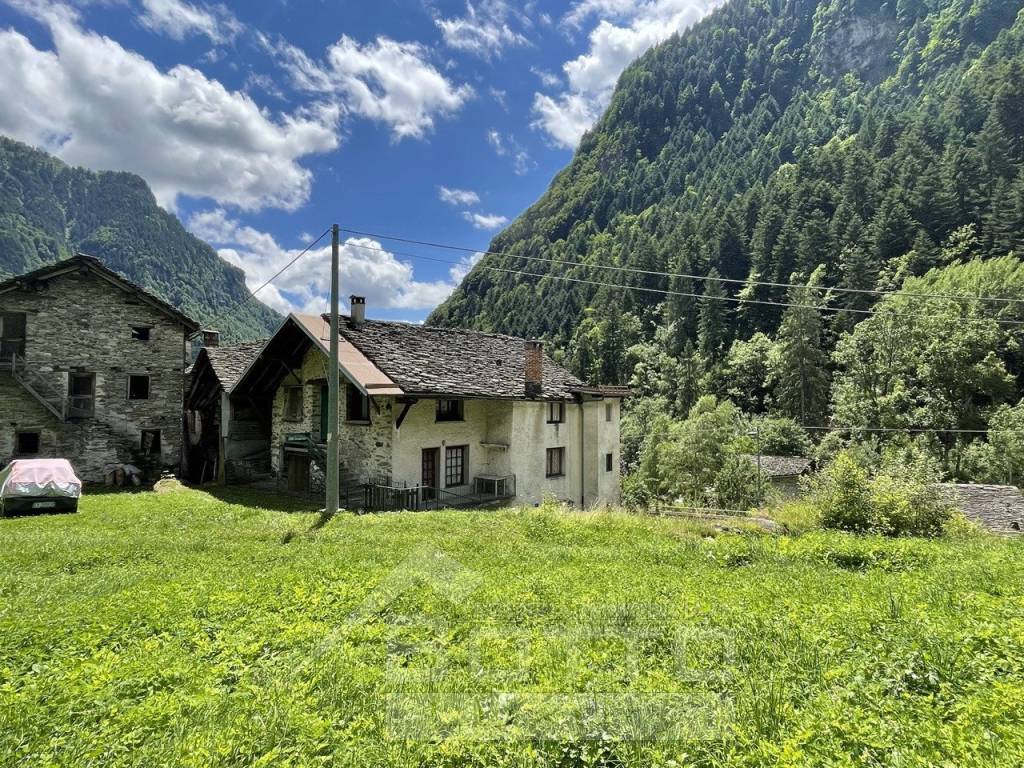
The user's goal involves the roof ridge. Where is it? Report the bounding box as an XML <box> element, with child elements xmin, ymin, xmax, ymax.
<box><xmin>328</xmin><ymin>313</ymin><xmax>533</xmax><ymax>343</ymax></box>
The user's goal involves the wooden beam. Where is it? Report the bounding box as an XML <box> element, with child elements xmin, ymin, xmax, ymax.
<box><xmin>395</xmin><ymin>398</ymin><xmax>417</xmax><ymax>430</ymax></box>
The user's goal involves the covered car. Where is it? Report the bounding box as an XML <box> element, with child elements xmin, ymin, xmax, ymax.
<box><xmin>0</xmin><ymin>459</ymin><xmax>82</xmax><ymax>515</ymax></box>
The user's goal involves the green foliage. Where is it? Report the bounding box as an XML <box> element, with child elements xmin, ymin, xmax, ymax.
<box><xmin>2</xmin><ymin>489</ymin><xmax>1024</xmax><ymax>766</ymax></box>
<box><xmin>0</xmin><ymin>137</ymin><xmax>278</xmax><ymax>340</ymax></box>
<box><xmin>813</xmin><ymin>451</ymin><xmax>955</xmax><ymax>537</ymax></box>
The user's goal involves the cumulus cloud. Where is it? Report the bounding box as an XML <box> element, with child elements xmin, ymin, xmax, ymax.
<box><xmin>137</xmin><ymin>0</ymin><xmax>241</xmax><ymax>43</ymax></box>
<box><xmin>272</xmin><ymin>33</ymin><xmax>473</xmax><ymax>141</ymax></box>
<box><xmin>438</xmin><ymin>186</ymin><xmax>480</xmax><ymax>206</ymax></box>
<box><xmin>0</xmin><ymin>4</ymin><xmax>338</xmax><ymax>210</ymax></box>
<box><xmin>435</xmin><ymin>0</ymin><xmax>530</xmax><ymax>59</ymax></box>
<box><xmin>462</xmin><ymin>211</ymin><xmax>508</xmax><ymax>230</ymax></box>
<box><xmin>189</xmin><ymin>209</ymin><xmax>470</xmax><ymax>314</ymax></box>
<box><xmin>533</xmin><ymin>0</ymin><xmax>723</xmax><ymax>148</ymax></box>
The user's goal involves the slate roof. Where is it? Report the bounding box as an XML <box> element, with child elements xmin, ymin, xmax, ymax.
<box><xmin>204</xmin><ymin>341</ymin><xmax>268</xmax><ymax>391</ymax></box>
<box><xmin>0</xmin><ymin>254</ymin><xmax>200</xmax><ymax>331</ymax></box>
<box><xmin>335</xmin><ymin>316</ymin><xmax>588</xmax><ymax>400</ymax></box>
<box><xmin>740</xmin><ymin>454</ymin><xmax>812</xmax><ymax>477</ymax></box>
<box><xmin>939</xmin><ymin>484</ymin><xmax>1024</xmax><ymax>535</ymax></box>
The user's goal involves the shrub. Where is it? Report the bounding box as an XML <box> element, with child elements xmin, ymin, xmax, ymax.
<box><xmin>813</xmin><ymin>451</ymin><xmax>954</xmax><ymax>537</ymax></box>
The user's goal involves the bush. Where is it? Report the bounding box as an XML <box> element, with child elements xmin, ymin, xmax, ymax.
<box><xmin>813</xmin><ymin>451</ymin><xmax>954</xmax><ymax>537</ymax></box>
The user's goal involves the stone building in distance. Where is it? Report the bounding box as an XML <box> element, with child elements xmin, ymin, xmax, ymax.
<box><xmin>0</xmin><ymin>255</ymin><xmax>199</xmax><ymax>480</ymax></box>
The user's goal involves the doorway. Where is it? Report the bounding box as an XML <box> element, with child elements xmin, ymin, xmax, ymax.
<box><xmin>421</xmin><ymin>448</ymin><xmax>439</xmax><ymax>500</ymax></box>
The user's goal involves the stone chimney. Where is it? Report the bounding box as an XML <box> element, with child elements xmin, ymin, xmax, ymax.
<box><xmin>525</xmin><ymin>339</ymin><xmax>543</xmax><ymax>398</ymax></box>
<box><xmin>350</xmin><ymin>295</ymin><xmax>366</xmax><ymax>324</ymax></box>
<box><xmin>201</xmin><ymin>329</ymin><xmax>220</xmax><ymax>348</ymax></box>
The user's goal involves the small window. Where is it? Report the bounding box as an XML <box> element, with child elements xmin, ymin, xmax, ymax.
<box><xmin>283</xmin><ymin>386</ymin><xmax>303</xmax><ymax>421</ymax></box>
<box><xmin>605</xmin><ymin>403</ymin><xmax>613</xmax><ymax>422</ymax></box>
<box><xmin>548</xmin><ymin>401</ymin><xmax>565</xmax><ymax>424</ymax></box>
<box><xmin>131</xmin><ymin>326</ymin><xmax>151</xmax><ymax>341</ymax></box>
<box><xmin>605</xmin><ymin>452</ymin><xmax>614</xmax><ymax>472</ymax></box>
<box><xmin>127</xmin><ymin>375</ymin><xmax>150</xmax><ymax>400</ymax></box>
<box><xmin>546</xmin><ymin>447</ymin><xmax>565</xmax><ymax>478</ymax></box>
<box><xmin>0</xmin><ymin>312</ymin><xmax>26</xmax><ymax>359</ymax></box>
<box><xmin>68</xmin><ymin>373</ymin><xmax>95</xmax><ymax>419</ymax></box>
<box><xmin>141</xmin><ymin>429</ymin><xmax>161</xmax><ymax>456</ymax></box>
<box><xmin>15</xmin><ymin>431</ymin><xmax>39</xmax><ymax>456</ymax></box>
<box><xmin>346</xmin><ymin>383</ymin><xmax>370</xmax><ymax>422</ymax></box>
<box><xmin>445</xmin><ymin>445</ymin><xmax>467</xmax><ymax>487</ymax></box>
<box><xmin>436</xmin><ymin>399</ymin><xmax>464</xmax><ymax>422</ymax></box>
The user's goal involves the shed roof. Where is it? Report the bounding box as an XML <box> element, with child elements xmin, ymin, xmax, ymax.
<box><xmin>740</xmin><ymin>455</ymin><xmax>812</xmax><ymax>477</ymax></box>
<box><xmin>939</xmin><ymin>484</ymin><xmax>1024</xmax><ymax>535</ymax></box>
<box><xmin>0</xmin><ymin>254</ymin><xmax>200</xmax><ymax>331</ymax></box>
<box><xmin>203</xmin><ymin>341</ymin><xmax>268</xmax><ymax>391</ymax></box>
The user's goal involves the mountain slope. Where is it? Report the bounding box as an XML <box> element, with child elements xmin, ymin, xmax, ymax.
<box><xmin>0</xmin><ymin>137</ymin><xmax>279</xmax><ymax>340</ymax></box>
<box><xmin>430</xmin><ymin>0</ymin><xmax>1024</xmax><ymax>382</ymax></box>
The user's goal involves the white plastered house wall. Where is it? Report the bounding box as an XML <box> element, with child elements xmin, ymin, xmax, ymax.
<box><xmin>252</xmin><ymin>311</ymin><xmax>625</xmax><ymax>507</ymax></box>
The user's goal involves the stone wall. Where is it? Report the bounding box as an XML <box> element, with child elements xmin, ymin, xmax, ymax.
<box><xmin>269</xmin><ymin>345</ymin><xmax>392</xmax><ymax>485</ymax></box>
<box><xmin>0</xmin><ymin>268</ymin><xmax>190</xmax><ymax>480</ymax></box>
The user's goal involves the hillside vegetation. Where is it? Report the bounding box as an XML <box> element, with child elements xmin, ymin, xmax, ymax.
<box><xmin>1</xmin><ymin>490</ymin><xmax>1023</xmax><ymax>765</ymax></box>
<box><xmin>431</xmin><ymin>0</ymin><xmax>1024</xmax><ymax>482</ymax></box>
<box><xmin>0</xmin><ymin>137</ymin><xmax>278</xmax><ymax>340</ymax></box>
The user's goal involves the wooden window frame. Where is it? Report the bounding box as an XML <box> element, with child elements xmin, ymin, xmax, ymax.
<box><xmin>346</xmin><ymin>382</ymin><xmax>371</xmax><ymax>423</ymax></box>
<box><xmin>546</xmin><ymin>447</ymin><xmax>565</xmax><ymax>478</ymax></box>
<box><xmin>1</xmin><ymin>312</ymin><xmax>26</xmax><ymax>359</ymax></box>
<box><xmin>67</xmin><ymin>372</ymin><xmax>95</xmax><ymax>419</ymax></box>
<box><xmin>436</xmin><ymin>399</ymin><xmax>464</xmax><ymax>422</ymax></box>
<box><xmin>127</xmin><ymin>374</ymin><xmax>151</xmax><ymax>401</ymax></box>
<box><xmin>547</xmin><ymin>401</ymin><xmax>566</xmax><ymax>424</ymax></box>
<box><xmin>283</xmin><ymin>386</ymin><xmax>304</xmax><ymax>422</ymax></box>
<box><xmin>445</xmin><ymin>444</ymin><xmax>467</xmax><ymax>488</ymax></box>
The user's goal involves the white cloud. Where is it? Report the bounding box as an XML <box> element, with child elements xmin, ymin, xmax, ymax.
<box><xmin>486</xmin><ymin>128</ymin><xmax>533</xmax><ymax>175</ymax></box>
<box><xmin>272</xmin><ymin>33</ymin><xmax>473</xmax><ymax>141</ymax></box>
<box><xmin>188</xmin><ymin>209</ymin><xmax>468</xmax><ymax>314</ymax></box>
<box><xmin>0</xmin><ymin>5</ymin><xmax>338</xmax><ymax>210</ymax></box>
<box><xmin>137</xmin><ymin>0</ymin><xmax>241</xmax><ymax>43</ymax></box>
<box><xmin>435</xmin><ymin>1</ymin><xmax>529</xmax><ymax>59</ymax></box>
<box><xmin>462</xmin><ymin>211</ymin><xmax>508</xmax><ymax>230</ymax></box>
<box><xmin>438</xmin><ymin>186</ymin><xmax>480</xmax><ymax>206</ymax></box>
<box><xmin>533</xmin><ymin>0</ymin><xmax>723</xmax><ymax>148</ymax></box>
<box><xmin>530</xmin><ymin>66</ymin><xmax>562</xmax><ymax>88</ymax></box>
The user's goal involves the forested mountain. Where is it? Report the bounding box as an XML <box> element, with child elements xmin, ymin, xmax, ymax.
<box><xmin>430</xmin><ymin>0</ymin><xmax>1024</xmax><ymax>392</ymax></box>
<box><xmin>0</xmin><ymin>137</ymin><xmax>278</xmax><ymax>340</ymax></box>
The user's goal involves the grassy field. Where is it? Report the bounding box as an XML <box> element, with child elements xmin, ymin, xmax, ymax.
<box><xmin>2</xmin><ymin>489</ymin><xmax>1024</xmax><ymax>767</ymax></box>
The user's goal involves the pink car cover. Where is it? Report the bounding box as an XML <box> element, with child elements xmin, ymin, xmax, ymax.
<box><xmin>0</xmin><ymin>459</ymin><xmax>82</xmax><ymax>498</ymax></box>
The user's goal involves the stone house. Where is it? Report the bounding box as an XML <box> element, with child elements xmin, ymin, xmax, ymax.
<box><xmin>740</xmin><ymin>454</ymin><xmax>812</xmax><ymax>498</ymax></box>
<box><xmin>184</xmin><ymin>339</ymin><xmax>269</xmax><ymax>484</ymax></box>
<box><xmin>230</xmin><ymin>298</ymin><xmax>627</xmax><ymax>508</ymax></box>
<box><xmin>0</xmin><ymin>255</ymin><xmax>199</xmax><ymax>480</ymax></box>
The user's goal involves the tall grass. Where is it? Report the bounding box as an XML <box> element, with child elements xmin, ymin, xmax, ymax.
<box><xmin>1</xmin><ymin>488</ymin><xmax>1023</xmax><ymax>766</ymax></box>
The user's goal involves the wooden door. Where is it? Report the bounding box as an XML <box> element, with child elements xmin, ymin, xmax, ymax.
<box><xmin>421</xmin><ymin>448</ymin><xmax>439</xmax><ymax>500</ymax></box>
<box><xmin>287</xmin><ymin>454</ymin><xmax>311</xmax><ymax>493</ymax></box>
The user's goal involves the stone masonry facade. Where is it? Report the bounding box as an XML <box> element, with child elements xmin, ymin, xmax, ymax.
<box><xmin>0</xmin><ymin>266</ymin><xmax>192</xmax><ymax>481</ymax></box>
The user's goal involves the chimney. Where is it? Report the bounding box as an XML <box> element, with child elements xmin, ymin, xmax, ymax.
<box><xmin>201</xmin><ymin>329</ymin><xmax>220</xmax><ymax>348</ymax></box>
<box><xmin>350</xmin><ymin>295</ymin><xmax>366</xmax><ymax>324</ymax></box>
<box><xmin>525</xmin><ymin>339</ymin><xmax>543</xmax><ymax>398</ymax></box>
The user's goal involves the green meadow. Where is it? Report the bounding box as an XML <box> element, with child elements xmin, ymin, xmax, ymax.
<box><xmin>2</xmin><ymin>489</ymin><xmax>1024</xmax><ymax>767</ymax></box>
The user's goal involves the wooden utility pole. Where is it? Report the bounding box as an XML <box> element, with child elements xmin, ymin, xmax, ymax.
<box><xmin>326</xmin><ymin>224</ymin><xmax>340</xmax><ymax>516</ymax></box>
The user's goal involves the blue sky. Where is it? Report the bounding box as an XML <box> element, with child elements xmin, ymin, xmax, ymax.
<box><xmin>0</xmin><ymin>0</ymin><xmax>720</xmax><ymax>322</ymax></box>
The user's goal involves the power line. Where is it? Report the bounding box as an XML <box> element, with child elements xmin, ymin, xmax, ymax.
<box><xmin>801</xmin><ymin>425</ymin><xmax>1024</xmax><ymax>435</ymax></box>
<box><xmin>341</xmin><ymin>239</ymin><xmax>1024</xmax><ymax>327</ymax></box>
<box><xmin>199</xmin><ymin>227</ymin><xmax>332</xmax><ymax>334</ymax></box>
<box><xmin>339</xmin><ymin>226</ymin><xmax>1024</xmax><ymax>309</ymax></box>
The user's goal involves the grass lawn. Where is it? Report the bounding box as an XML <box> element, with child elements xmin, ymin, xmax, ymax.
<box><xmin>2</xmin><ymin>489</ymin><xmax>1024</xmax><ymax>767</ymax></box>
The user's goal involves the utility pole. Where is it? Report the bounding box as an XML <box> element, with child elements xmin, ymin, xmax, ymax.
<box><xmin>326</xmin><ymin>223</ymin><xmax>340</xmax><ymax>516</ymax></box>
